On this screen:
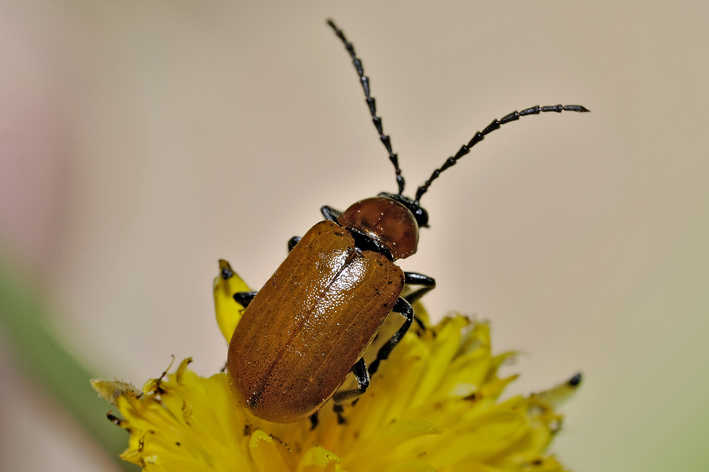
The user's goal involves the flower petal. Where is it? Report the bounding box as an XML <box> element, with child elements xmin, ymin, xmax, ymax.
<box><xmin>94</xmin><ymin>306</ymin><xmax>577</xmax><ymax>472</ymax></box>
<box><xmin>213</xmin><ymin>259</ymin><xmax>251</xmax><ymax>343</ymax></box>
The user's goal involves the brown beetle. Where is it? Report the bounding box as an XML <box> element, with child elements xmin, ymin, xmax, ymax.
<box><xmin>225</xmin><ymin>20</ymin><xmax>589</xmax><ymax>424</ymax></box>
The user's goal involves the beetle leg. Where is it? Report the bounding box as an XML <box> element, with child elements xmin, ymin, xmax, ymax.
<box><xmin>332</xmin><ymin>357</ymin><xmax>370</xmax><ymax>404</ymax></box>
<box><xmin>369</xmin><ymin>297</ymin><xmax>414</xmax><ymax>375</ymax></box>
<box><xmin>232</xmin><ymin>291</ymin><xmax>257</xmax><ymax>308</ymax></box>
<box><xmin>403</xmin><ymin>272</ymin><xmax>436</xmax><ymax>330</ymax></box>
<box><xmin>403</xmin><ymin>272</ymin><xmax>436</xmax><ymax>304</ymax></box>
<box><xmin>288</xmin><ymin>236</ymin><xmax>301</xmax><ymax>252</ymax></box>
<box><xmin>320</xmin><ymin>205</ymin><xmax>342</xmax><ymax>222</ymax></box>
<box><xmin>309</xmin><ymin>412</ymin><xmax>319</xmax><ymax>430</ymax></box>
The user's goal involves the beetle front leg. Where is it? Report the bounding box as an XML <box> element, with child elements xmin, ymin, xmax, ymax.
<box><xmin>403</xmin><ymin>272</ymin><xmax>436</xmax><ymax>304</ymax></box>
<box><xmin>403</xmin><ymin>272</ymin><xmax>435</xmax><ymax>331</ymax></box>
<box><xmin>369</xmin><ymin>297</ymin><xmax>414</xmax><ymax>375</ymax></box>
<box><xmin>294</xmin><ymin>206</ymin><xmax>342</xmax><ymax>253</ymax></box>
<box><xmin>320</xmin><ymin>205</ymin><xmax>342</xmax><ymax>222</ymax></box>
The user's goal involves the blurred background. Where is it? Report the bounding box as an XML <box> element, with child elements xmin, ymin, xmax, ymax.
<box><xmin>0</xmin><ymin>1</ymin><xmax>707</xmax><ymax>470</ymax></box>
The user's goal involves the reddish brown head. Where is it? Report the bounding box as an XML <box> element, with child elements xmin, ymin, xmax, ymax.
<box><xmin>337</xmin><ymin>196</ymin><xmax>419</xmax><ymax>260</ymax></box>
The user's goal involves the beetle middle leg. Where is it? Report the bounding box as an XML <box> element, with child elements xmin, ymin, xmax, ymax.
<box><xmin>369</xmin><ymin>297</ymin><xmax>414</xmax><ymax>375</ymax></box>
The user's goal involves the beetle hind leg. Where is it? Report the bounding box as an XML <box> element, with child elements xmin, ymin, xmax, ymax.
<box><xmin>332</xmin><ymin>357</ymin><xmax>370</xmax><ymax>404</ymax></box>
<box><xmin>329</xmin><ymin>358</ymin><xmax>370</xmax><ymax>425</ymax></box>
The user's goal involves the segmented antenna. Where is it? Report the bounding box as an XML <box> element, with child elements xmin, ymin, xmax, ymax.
<box><xmin>327</xmin><ymin>19</ymin><xmax>406</xmax><ymax>195</ymax></box>
<box><xmin>414</xmin><ymin>105</ymin><xmax>590</xmax><ymax>203</ymax></box>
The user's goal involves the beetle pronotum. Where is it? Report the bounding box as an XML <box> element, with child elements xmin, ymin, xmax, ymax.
<box><xmin>224</xmin><ymin>20</ymin><xmax>589</xmax><ymax>424</ymax></box>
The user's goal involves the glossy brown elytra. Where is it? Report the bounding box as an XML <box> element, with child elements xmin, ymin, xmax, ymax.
<box><xmin>225</xmin><ymin>20</ymin><xmax>589</xmax><ymax>424</ymax></box>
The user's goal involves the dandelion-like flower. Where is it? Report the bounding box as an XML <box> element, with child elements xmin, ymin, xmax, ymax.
<box><xmin>92</xmin><ymin>260</ymin><xmax>580</xmax><ymax>471</ymax></box>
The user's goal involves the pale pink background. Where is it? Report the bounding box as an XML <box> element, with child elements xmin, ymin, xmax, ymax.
<box><xmin>1</xmin><ymin>1</ymin><xmax>707</xmax><ymax>471</ymax></box>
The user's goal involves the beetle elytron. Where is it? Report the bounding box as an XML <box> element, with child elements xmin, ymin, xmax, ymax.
<box><xmin>224</xmin><ymin>19</ymin><xmax>589</xmax><ymax>424</ymax></box>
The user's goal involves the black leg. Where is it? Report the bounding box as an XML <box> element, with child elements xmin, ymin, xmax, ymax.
<box><xmin>288</xmin><ymin>236</ymin><xmax>301</xmax><ymax>252</ymax></box>
<box><xmin>332</xmin><ymin>357</ymin><xmax>370</xmax><ymax>404</ymax></box>
<box><xmin>403</xmin><ymin>272</ymin><xmax>435</xmax><ymax>330</ymax></box>
<box><xmin>293</xmin><ymin>204</ymin><xmax>342</xmax><ymax>252</ymax></box>
<box><xmin>233</xmin><ymin>291</ymin><xmax>257</xmax><ymax>308</ymax></box>
<box><xmin>321</xmin><ymin>205</ymin><xmax>342</xmax><ymax>222</ymax></box>
<box><xmin>369</xmin><ymin>297</ymin><xmax>414</xmax><ymax>375</ymax></box>
<box><xmin>403</xmin><ymin>272</ymin><xmax>436</xmax><ymax>304</ymax></box>
<box><xmin>309</xmin><ymin>412</ymin><xmax>319</xmax><ymax>430</ymax></box>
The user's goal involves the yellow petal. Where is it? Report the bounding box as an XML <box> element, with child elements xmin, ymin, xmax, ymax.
<box><xmin>213</xmin><ymin>259</ymin><xmax>251</xmax><ymax>343</ymax></box>
<box><xmin>95</xmin><ymin>272</ymin><xmax>579</xmax><ymax>472</ymax></box>
<box><xmin>90</xmin><ymin>378</ymin><xmax>139</xmax><ymax>405</ymax></box>
<box><xmin>296</xmin><ymin>445</ymin><xmax>342</xmax><ymax>471</ymax></box>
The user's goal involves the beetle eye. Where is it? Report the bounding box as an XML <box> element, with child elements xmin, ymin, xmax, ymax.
<box><xmin>414</xmin><ymin>207</ymin><xmax>429</xmax><ymax>228</ymax></box>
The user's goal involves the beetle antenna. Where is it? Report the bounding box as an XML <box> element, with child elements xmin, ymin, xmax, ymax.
<box><xmin>327</xmin><ymin>19</ymin><xmax>406</xmax><ymax>195</ymax></box>
<box><xmin>414</xmin><ymin>104</ymin><xmax>590</xmax><ymax>203</ymax></box>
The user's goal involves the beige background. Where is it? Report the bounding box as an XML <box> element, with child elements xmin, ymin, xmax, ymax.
<box><xmin>1</xmin><ymin>1</ymin><xmax>707</xmax><ymax>471</ymax></box>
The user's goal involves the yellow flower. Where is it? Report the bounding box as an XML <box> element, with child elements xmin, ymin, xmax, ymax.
<box><xmin>92</xmin><ymin>260</ymin><xmax>580</xmax><ymax>471</ymax></box>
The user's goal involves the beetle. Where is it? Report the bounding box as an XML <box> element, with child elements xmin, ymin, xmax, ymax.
<box><xmin>224</xmin><ymin>19</ymin><xmax>589</xmax><ymax>424</ymax></box>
